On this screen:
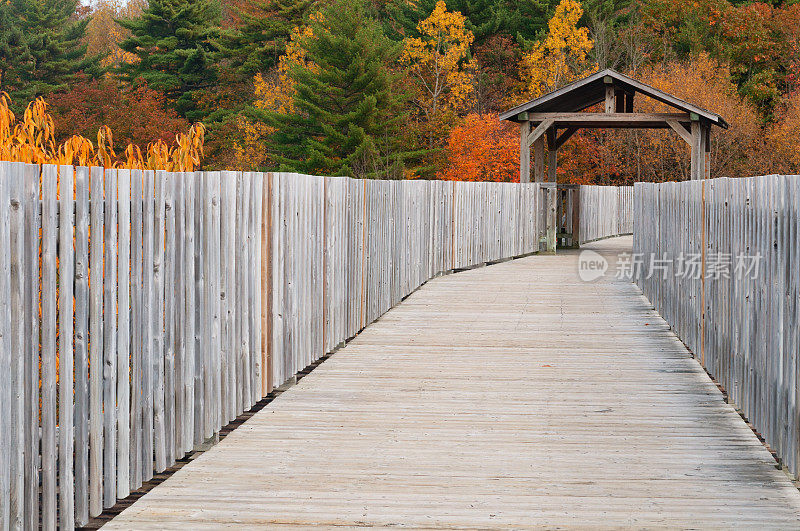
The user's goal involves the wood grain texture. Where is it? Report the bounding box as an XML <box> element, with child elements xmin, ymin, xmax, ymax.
<box><xmin>107</xmin><ymin>237</ymin><xmax>800</xmax><ymax>529</ymax></box>
<box><xmin>89</xmin><ymin>166</ymin><xmax>104</xmax><ymax>517</ymax></box>
<box><xmin>39</xmin><ymin>165</ymin><xmax>57</xmax><ymax>531</ymax></box>
<box><xmin>141</xmin><ymin>170</ymin><xmax>155</xmax><ymax>483</ymax></box>
<box><xmin>57</xmin><ymin>164</ymin><xmax>75</xmax><ymax>530</ymax></box>
<box><xmin>130</xmin><ymin>169</ymin><xmax>143</xmax><ymax>490</ymax></box>
<box><xmin>153</xmin><ymin>170</ymin><xmax>167</xmax><ymax>472</ymax></box>
<box><xmin>74</xmin><ymin>166</ymin><xmax>90</xmax><ymax>526</ymax></box>
<box><xmin>0</xmin><ymin>162</ymin><xmax>11</xmax><ymax>530</ymax></box>
<box><xmin>7</xmin><ymin>162</ymin><xmax>25</xmax><ymax>530</ymax></box>
<box><xmin>117</xmin><ymin>169</ymin><xmax>132</xmax><ymax>500</ymax></box>
<box><xmin>104</xmin><ymin>168</ymin><xmax>119</xmax><ymax>507</ymax></box>
<box><xmin>634</xmin><ymin>176</ymin><xmax>800</xmax><ymax>479</ymax></box>
<box><xmin>6</xmin><ymin>165</ymin><xmax>28</xmax><ymax>529</ymax></box>
<box><xmin>22</xmin><ymin>163</ymin><xmax>40</xmax><ymax>531</ymax></box>
<box><xmin>163</xmin><ymin>172</ymin><xmax>176</xmax><ymax>466</ymax></box>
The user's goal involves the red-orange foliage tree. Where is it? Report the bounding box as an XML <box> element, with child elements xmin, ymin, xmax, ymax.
<box><xmin>438</xmin><ymin>114</ymin><xmax>518</xmax><ymax>182</ymax></box>
<box><xmin>46</xmin><ymin>75</ymin><xmax>190</xmax><ymax>148</ymax></box>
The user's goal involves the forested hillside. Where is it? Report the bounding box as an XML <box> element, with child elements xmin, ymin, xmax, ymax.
<box><xmin>3</xmin><ymin>0</ymin><xmax>800</xmax><ymax>183</ymax></box>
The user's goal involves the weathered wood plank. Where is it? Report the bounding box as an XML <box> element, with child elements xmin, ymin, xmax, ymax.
<box><xmin>527</xmin><ymin>112</ymin><xmax>690</xmax><ymax>128</ymax></box>
<box><xmin>174</xmin><ymin>173</ymin><xmax>186</xmax><ymax>455</ymax></box>
<box><xmin>73</xmin><ymin>166</ymin><xmax>90</xmax><ymax>526</ymax></box>
<box><xmin>57</xmin><ymin>164</ymin><xmax>75</xmax><ymax>530</ymax></box>
<box><xmin>40</xmin><ymin>164</ymin><xmax>58</xmax><ymax>531</ymax></box>
<box><xmin>163</xmin><ymin>172</ymin><xmax>176</xmax><ymax>466</ymax></box>
<box><xmin>23</xmin><ymin>163</ymin><xmax>40</xmax><ymax>530</ymax></box>
<box><xmin>184</xmin><ymin>172</ymin><xmax>196</xmax><ymax>450</ymax></box>
<box><xmin>7</xmin><ymin>162</ymin><xmax>25</xmax><ymax>530</ymax></box>
<box><xmin>130</xmin><ymin>169</ymin><xmax>143</xmax><ymax>489</ymax></box>
<box><xmin>116</xmin><ymin>168</ymin><xmax>131</xmax><ymax>499</ymax></box>
<box><xmin>220</xmin><ymin>171</ymin><xmax>235</xmax><ymax>422</ymax></box>
<box><xmin>253</xmin><ymin>172</ymin><xmax>263</xmax><ymax>400</ymax></box>
<box><xmin>104</xmin><ymin>168</ymin><xmax>119</xmax><ymax>507</ymax></box>
<box><xmin>201</xmin><ymin>171</ymin><xmax>212</xmax><ymax>439</ymax></box>
<box><xmin>0</xmin><ymin>162</ymin><xmax>12</xmax><ymax>530</ymax></box>
<box><xmin>140</xmin><ymin>170</ymin><xmax>155</xmax><ymax>482</ymax></box>
<box><xmin>89</xmin><ymin>166</ymin><xmax>104</xmax><ymax>516</ymax></box>
<box><xmin>153</xmin><ymin>170</ymin><xmax>167</xmax><ymax>472</ymax></box>
<box><xmin>193</xmin><ymin>171</ymin><xmax>204</xmax><ymax>445</ymax></box>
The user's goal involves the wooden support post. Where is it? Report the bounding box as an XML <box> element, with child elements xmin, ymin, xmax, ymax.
<box><xmin>546</xmin><ymin>186</ymin><xmax>557</xmax><ymax>254</ymax></box>
<box><xmin>605</xmin><ymin>85</ymin><xmax>615</xmax><ymax>113</ymax></box>
<box><xmin>571</xmin><ymin>187</ymin><xmax>581</xmax><ymax>247</ymax></box>
<box><xmin>554</xmin><ymin>128</ymin><xmax>578</xmax><ymax>151</ymax></box>
<box><xmin>520</xmin><ymin>120</ymin><xmax>531</xmax><ymax>183</ymax></box>
<box><xmin>547</xmin><ymin>128</ymin><xmax>557</xmax><ymax>183</ymax></box>
<box><xmin>533</xmin><ymin>136</ymin><xmax>545</xmax><ymax>183</ymax></box>
<box><xmin>704</xmin><ymin>124</ymin><xmax>712</xmax><ymax>179</ymax></box>
<box><xmin>625</xmin><ymin>92</ymin><xmax>634</xmax><ymax>113</ymax></box>
<box><xmin>690</xmin><ymin>121</ymin><xmax>707</xmax><ymax>181</ymax></box>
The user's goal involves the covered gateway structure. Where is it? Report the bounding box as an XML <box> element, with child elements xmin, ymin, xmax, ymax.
<box><xmin>499</xmin><ymin>69</ymin><xmax>728</xmax><ymax>183</ymax></box>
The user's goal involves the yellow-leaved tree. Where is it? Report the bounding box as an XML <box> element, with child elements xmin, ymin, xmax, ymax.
<box><xmin>85</xmin><ymin>0</ymin><xmax>145</xmax><ymax>68</ymax></box>
<box><xmin>233</xmin><ymin>23</ymin><xmax>316</xmax><ymax>169</ymax></box>
<box><xmin>518</xmin><ymin>0</ymin><xmax>595</xmax><ymax>100</ymax></box>
<box><xmin>401</xmin><ymin>0</ymin><xmax>476</xmax><ymax>156</ymax></box>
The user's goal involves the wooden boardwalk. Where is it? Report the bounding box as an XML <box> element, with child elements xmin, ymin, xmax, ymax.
<box><xmin>107</xmin><ymin>237</ymin><xmax>800</xmax><ymax>528</ymax></box>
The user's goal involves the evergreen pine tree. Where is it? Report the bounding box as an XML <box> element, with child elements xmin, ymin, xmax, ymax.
<box><xmin>1</xmin><ymin>0</ymin><xmax>97</xmax><ymax>112</ymax></box>
<box><xmin>267</xmin><ymin>0</ymin><xmax>408</xmax><ymax>178</ymax></box>
<box><xmin>219</xmin><ymin>0</ymin><xmax>317</xmax><ymax>78</ymax></box>
<box><xmin>384</xmin><ymin>0</ymin><xmax>560</xmax><ymax>45</ymax></box>
<box><xmin>117</xmin><ymin>0</ymin><xmax>222</xmax><ymax>121</ymax></box>
<box><xmin>0</xmin><ymin>2</ymin><xmax>33</xmax><ymax>109</ymax></box>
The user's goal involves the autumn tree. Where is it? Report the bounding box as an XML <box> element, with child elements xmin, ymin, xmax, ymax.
<box><xmin>117</xmin><ymin>0</ymin><xmax>222</xmax><ymax>121</ymax></box>
<box><xmin>0</xmin><ymin>0</ymin><xmax>99</xmax><ymax>113</ymax></box>
<box><xmin>400</xmin><ymin>0</ymin><xmax>476</xmax><ymax>174</ymax></box>
<box><xmin>267</xmin><ymin>0</ymin><xmax>408</xmax><ymax>178</ymax></box>
<box><xmin>438</xmin><ymin>114</ymin><xmax>519</xmax><ymax>182</ymax></box>
<box><xmin>0</xmin><ymin>1</ymin><xmax>33</xmax><ymax>109</ymax></box>
<box><xmin>518</xmin><ymin>0</ymin><xmax>594</xmax><ymax>100</ymax></box>
<box><xmin>228</xmin><ymin>23</ymin><xmax>314</xmax><ymax>170</ymax></box>
<box><xmin>639</xmin><ymin>0</ymin><xmax>800</xmax><ymax>117</ymax></box>
<box><xmin>84</xmin><ymin>0</ymin><xmax>146</xmax><ymax>68</ymax></box>
<box><xmin>472</xmin><ymin>34</ymin><xmax>523</xmax><ymax>113</ymax></box>
<box><xmin>219</xmin><ymin>0</ymin><xmax>317</xmax><ymax>77</ymax></box>
<box><xmin>765</xmin><ymin>91</ymin><xmax>800</xmax><ymax>174</ymax></box>
<box><xmin>385</xmin><ymin>0</ymin><xmax>563</xmax><ymax>45</ymax></box>
<box><xmin>46</xmin><ymin>74</ymin><xmax>190</xmax><ymax>149</ymax></box>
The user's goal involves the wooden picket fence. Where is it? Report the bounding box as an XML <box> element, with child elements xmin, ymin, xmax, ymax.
<box><xmin>579</xmin><ymin>185</ymin><xmax>634</xmax><ymax>244</ymax></box>
<box><xmin>0</xmin><ymin>162</ymin><xmax>552</xmax><ymax>530</ymax></box>
<box><xmin>633</xmin><ymin>176</ymin><xmax>800</xmax><ymax>478</ymax></box>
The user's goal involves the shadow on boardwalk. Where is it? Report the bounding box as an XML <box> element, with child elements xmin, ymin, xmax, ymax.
<box><xmin>106</xmin><ymin>237</ymin><xmax>800</xmax><ymax>528</ymax></box>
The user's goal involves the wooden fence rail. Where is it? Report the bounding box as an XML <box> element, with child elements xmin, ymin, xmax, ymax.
<box><xmin>633</xmin><ymin>176</ymin><xmax>800</xmax><ymax>479</ymax></box>
<box><xmin>0</xmin><ymin>162</ymin><xmax>564</xmax><ymax>529</ymax></box>
<box><xmin>579</xmin><ymin>185</ymin><xmax>634</xmax><ymax>244</ymax></box>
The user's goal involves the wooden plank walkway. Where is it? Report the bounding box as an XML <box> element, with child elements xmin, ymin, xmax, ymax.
<box><xmin>107</xmin><ymin>237</ymin><xmax>800</xmax><ymax>528</ymax></box>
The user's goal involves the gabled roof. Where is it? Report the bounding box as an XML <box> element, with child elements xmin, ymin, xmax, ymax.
<box><xmin>499</xmin><ymin>69</ymin><xmax>728</xmax><ymax>129</ymax></box>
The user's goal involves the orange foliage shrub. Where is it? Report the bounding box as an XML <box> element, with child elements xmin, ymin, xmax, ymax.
<box><xmin>438</xmin><ymin>114</ymin><xmax>519</xmax><ymax>182</ymax></box>
<box><xmin>0</xmin><ymin>93</ymin><xmax>206</xmax><ymax>171</ymax></box>
<box><xmin>765</xmin><ymin>92</ymin><xmax>800</xmax><ymax>174</ymax></box>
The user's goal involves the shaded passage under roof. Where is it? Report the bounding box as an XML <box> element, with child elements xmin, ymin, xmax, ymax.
<box><xmin>499</xmin><ymin>69</ymin><xmax>728</xmax><ymax>129</ymax></box>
